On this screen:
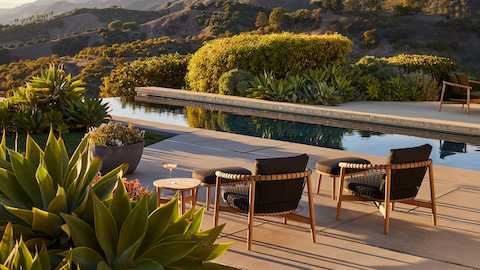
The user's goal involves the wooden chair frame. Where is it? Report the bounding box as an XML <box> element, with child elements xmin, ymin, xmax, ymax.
<box><xmin>439</xmin><ymin>80</ymin><xmax>480</xmax><ymax>113</ymax></box>
<box><xmin>203</xmin><ymin>183</ymin><xmax>214</xmax><ymax>211</ymax></box>
<box><xmin>214</xmin><ymin>170</ymin><xmax>316</xmax><ymax>250</ymax></box>
<box><xmin>315</xmin><ymin>171</ymin><xmax>338</xmax><ymax>200</ymax></box>
<box><xmin>336</xmin><ymin>160</ymin><xmax>437</xmax><ymax>234</ymax></box>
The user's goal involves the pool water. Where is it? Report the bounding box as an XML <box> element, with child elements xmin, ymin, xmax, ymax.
<box><xmin>106</xmin><ymin>98</ymin><xmax>480</xmax><ymax>171</ymax></box>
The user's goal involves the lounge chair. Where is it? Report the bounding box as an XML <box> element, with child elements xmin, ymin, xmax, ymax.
<box><xmin>214</xmin><ymin>154</ymin><xmax>316</xmax><ymax>250</ymax></box>
<box><xmin>439</xmin><ymin>73</ymin><xmax>480</xmax><ymax>113</ymax></box>
<box><xmin>336</xmin><ymin>144</ymin><xmax>437</xmax><ymax>234</ymax></box>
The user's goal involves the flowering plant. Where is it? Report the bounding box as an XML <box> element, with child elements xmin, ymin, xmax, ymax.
<box><xmin>88</xmin><ymin>122</ymin><xmax>144</xmax><ymax>146</ymax></box>
<box><xmin>123</xmin><ymin>178</ymin><xmax>151</xmax><ymax>200</ymax></box>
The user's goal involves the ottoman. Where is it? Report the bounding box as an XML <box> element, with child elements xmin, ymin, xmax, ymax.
<box><xmin>315</xmin><ymin>157</ymin><xmax>371</xmax><ymax>200</ymax></box>
<box><xmin>192</xmin><ymin>167</ymin><xmax>252</xmax><ymax>209</ymax></box>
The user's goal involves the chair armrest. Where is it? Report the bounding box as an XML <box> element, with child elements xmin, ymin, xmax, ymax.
<box><xmin>339</xmin><ymin>159</ymin><xmax>432</xmax><ymax>170</ymax></box>
<box><xmin>443</xmin><ymin>81</ymin><xmax>472</xmax><ymax>90</ymax></box>
<box><xmin>390</xmin><ymin>159</ymin><xmax>432</xmax><ymax>170</ymax></box>
<box><xmin>469</xmin><ymin>80</ymin><xmax>480</xmax><ymax>85</ymax></box>
<box><xmin>338</xmin><ymin>163</ymin><xmax>388</xmax><ymax>170</ymax></box>
<box><xmin>215</xmin><ymin>170</ymin><xmax>310</xmax><ymax>182</ymax></box>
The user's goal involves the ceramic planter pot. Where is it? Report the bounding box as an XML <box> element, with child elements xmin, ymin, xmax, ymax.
<box><xmin>93</xmin><ymin>141</ymin><xmax>144</xmax><ymax>175</ymax></box>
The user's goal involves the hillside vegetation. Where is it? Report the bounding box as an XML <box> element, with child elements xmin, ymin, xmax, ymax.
<box><xmin>0</xmin><ymin>0</ymin><xmax>478</xmax><ymax>99</ymax></box>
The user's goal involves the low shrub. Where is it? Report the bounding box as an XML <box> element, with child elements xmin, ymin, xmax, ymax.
<box><xmin>354</xmin><ymin>68</ymin><xmax>440</xmax><ymax>101</ymax></box>
<box><xmin>186</xmin><ymin>32</ymin><xmax>353</xmax><ymax>93</ymax></box>
<box><xmin>356</xmin><ymin>54</ymin><xmax>457</xmax><ymax>81</ymax></box>
<box><xmin>100</xmin><ymin>54</ymin><xmax>190</xmax><ymax>97</ymax></box>
<box><xmin>218</xmin><ymin>69</ymin><xmax>255</xmax><ymax>96</ymax></box>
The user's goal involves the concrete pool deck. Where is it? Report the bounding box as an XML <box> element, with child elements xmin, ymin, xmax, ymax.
<box><xmin>136</xmin><ymin>87</ymin><xmax>480</xmax><ymax>137</ymax></box>
<box><xmin>120</xmin><ymin>117</ymin><xmax>480</xmax><ymax>270</ymax></box>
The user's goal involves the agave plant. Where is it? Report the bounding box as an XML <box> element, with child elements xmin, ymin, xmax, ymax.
<box><xmin>10</xmin><ymin>64</ymin><xmax>85</xmax><ymax>113</ymax></box>
<box><xmin>62</xmin><ymin>180</ymin><xmax>233</xmax><ymax>270</ymax></box>
<box><xmin>248</xmin><ymin>72</ymin><xmax>298</xmax><ymax>102</ymax></box>
<box><xmin>0</xmin><ymin>128</ymin><xmax>127</xmax><ymax>248</ymax></box>
<box><xmin>66</xmin><ymin>97</ymin><xmax>111</xmax><ymax>129</ymax></box>
<box><xmin>0</xmin><ymin>223</ymin><xmax>76</xmax><ymax>270</ymax></box>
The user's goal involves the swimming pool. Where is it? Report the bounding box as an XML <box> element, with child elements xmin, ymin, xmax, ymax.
<box><xmin>106</xmin><ymin>97</ymin><xmax>480</xmax><ymax>171</ymax></box>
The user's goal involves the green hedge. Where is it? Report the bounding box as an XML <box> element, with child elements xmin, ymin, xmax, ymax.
<box><xmin>186</xmin><ymin>33</ymin><xmax>353</xmax><ymax>93</ymax></box>
<box><xmin>356</xmin><ymin>54</ymin><xmax>457</xmax><ymax>80</ymax></box>
<box><xmin>100</xmin><ymin>54</ymin><xmax>190</xmax><ymax>97</ymax></box>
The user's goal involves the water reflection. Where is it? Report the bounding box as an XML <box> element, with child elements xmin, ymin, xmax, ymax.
<box><xmin>440</xmin><ymin>141</ymin><xmax>467</xmax><ymax>159</ymax></box>
<box><xmin>185</xmin><ymin>107</ymin><xmax>350</xmax><ymax>149</ymax></box>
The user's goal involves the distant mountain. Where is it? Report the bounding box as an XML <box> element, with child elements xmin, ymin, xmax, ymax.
<box><xmin>0</xmin><ymin>0</ymin><xmax>175</xmax><ymax>24</ymax></box>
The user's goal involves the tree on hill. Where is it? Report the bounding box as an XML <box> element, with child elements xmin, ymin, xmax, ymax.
<box><xmin>312</xmin><ymin>0</ymin><xmax>344</xmax><ymax>12</ymax></box>
<box><xmin>123</xmin><ymin>21</ymin><xmax>140</xmax><ymax>31</ymax></box>
<box><xmin>107</xmin><ymin>20</ymin><xmax>123</xmax><ymax>31</ymax></box>
<box><xmin>269</xmin><ymin>7</ymin><xmax>288</xmax><ymax>31</ymax></box>
<box><xmin>255</xmin><ymin>11</ymin><xmax>268</xmax><ymax>28</ymax></box>
<box><xmin>447</xmin><ymin>0</ymin><xmax>471</xmax><ymax>19</ymax></box>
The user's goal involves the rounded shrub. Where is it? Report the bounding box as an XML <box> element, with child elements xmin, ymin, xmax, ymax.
<box><xmin>356</xmin><ymin>54</ymin><xmax>457</xmax><ymax>81</ymax></box>
<box><xmin>218</xmin><ymin>69</ymin><xmax>255</xmax><ymax>96</ymax></box>
<box><xmin>186</xmin><ymin>33</ymin><xmax>353</xmax><ymax>93</ymax></box>
<box><xmin>100</xmin><ymin>54</ymin><xmax>190</xmax><ymax>97</ymax></box>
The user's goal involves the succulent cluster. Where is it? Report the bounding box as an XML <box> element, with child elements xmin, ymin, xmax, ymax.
<box><xmin>88</xmin><ymin>122</ymin><xmax>145</xmax><ymax>147</ymax></box>
<box><xmin>0</xmin><ymin>64</ymin><xmax>109</xmax><ymax>133</ymax></box>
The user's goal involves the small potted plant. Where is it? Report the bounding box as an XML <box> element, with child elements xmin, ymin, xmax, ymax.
<box><xmin>88</xmin><ymin>122</ymin><xmax>145</xmax><ymax>175</ymax></box>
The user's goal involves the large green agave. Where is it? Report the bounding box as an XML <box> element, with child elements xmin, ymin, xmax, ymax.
<box><xmin>0</xmin><ymin>128</ymin><xmax>127</xmax><ymax>247</ymax></box>
<box><xmin>0</xmin><ymin>223</ymin><xmax>76</xmax><ymax>269</ymax></box>
<box><xmin>62</xmin><ymin>179</ymin><xmax>234</xmax><ymax>270</ymax></box>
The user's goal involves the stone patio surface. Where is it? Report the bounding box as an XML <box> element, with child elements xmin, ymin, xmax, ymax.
<box><xmin>337</xmin><ymin>101</ymin><xmax>480</xmax><ymax>126</ymax></box>
<box><xmin>125</xmin><ymin>119</ymin><xmax>480</xmax><ymax>270</ymax></box>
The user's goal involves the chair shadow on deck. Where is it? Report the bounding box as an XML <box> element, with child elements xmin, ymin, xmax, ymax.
<box><xmin>216</xmin><ymin>191</ymin><xmax>480</xmax><ymax>269</ymax></box>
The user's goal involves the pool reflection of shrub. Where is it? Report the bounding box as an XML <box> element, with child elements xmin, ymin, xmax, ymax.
<box><xmin>185</xmin><ymin>107</ymin><xmax>350</xmax><ymax>149</ymax></box>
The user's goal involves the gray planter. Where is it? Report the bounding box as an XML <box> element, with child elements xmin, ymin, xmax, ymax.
<box><xmin>93</xmin><ymin>141</ymin><xmax>144</xmax><ymax>175</ymax></box>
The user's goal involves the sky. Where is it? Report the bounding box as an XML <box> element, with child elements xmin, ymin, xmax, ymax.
<box><xmin>0</xmin><ymin>0</ymin><xmax>37</xmax><ymax>9</ymax></box>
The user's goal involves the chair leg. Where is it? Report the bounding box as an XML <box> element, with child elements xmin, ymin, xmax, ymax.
<box><xmin>206</xmin><ymin>185</ymin><xmax>211</xmax><ymax>210</ymax></box>
<box><xmin>391</xmin><ymin>202</ymin><xmax>395</xmax><ymax>211</ymax></box>
<box><xmin>429</xmin><ymin>164</ymin><xmax>438</xmax><ymax>226</ymax></box>
<box><xmin>467</xmin><ymin>88</ymin><xmax>471</xmax><ymax>114</ymax></box>
<box><xmin>316</xmin><ymin>173</ymin><xmax>322</xmax><ymax>194</ymax></box>
<box><xmin>384</xmin><ymin>169</ymin><xmax>392</xmax><ymax>235</ymax></box>
<box><xmin>332</xmin><ymin>176</ymin><xmax>336</xmax><ymax>200</ymax></box>
<box><xmin>439</xmin><ymin>82</ymin><xmax>446</xmax><ymax>112</ymax></box>
<box><xmin>306</xmin><ymin>174</ymin><xmax>317</xmax><ymax>243</ymax></box>
<box><xmin>247</xmin><ymin>181</ymin><xmax>256</xmax><ymax>251</ymax></box>
<box><xmin>283</xmin><ymin>217</ymin><xmax>287</xmax><ymax>224</ymax></box>
<box><xmin>336</xmin><ymin>170</ymin><xmax>345</xmax><ymax>221</ymax></box>
<box><xmin>214</xmin><ymin>177</ymin><xmax>222</xmax><ymax>227</ymax></box>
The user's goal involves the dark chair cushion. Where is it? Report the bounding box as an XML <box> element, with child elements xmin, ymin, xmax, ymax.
<box><xmin>447</xmin><ymin>74</ymin><xmax>463</xmax><ymax>98</ymax></box>
<box><xmin>223</xmin><ymin>185</ymin><xmax>249</xmax><ymax>213</ymax></box>
<box><xmin>192</xmin><ymin>167</ymin><xmax>252</xmax><ymax>185</ymax></box>
<box><xmin>456</xmin><ymin>73</ymin><xmax>470</xmax><ymax>87</ymax></box>
<box><xmin>387</xmin><ymin>144</ymin><xmax>432</xmax><ymax>200</ymax></box>
<box><xmin>448</xmin><ymin>73</ymin><xmax>480</xmax><ymax>99</ymax></box>
<box><xmin>221</xmin><ymin>154</ymin><xmax>309</xmax><ymax>214</ymax></box>
<box><xmin>252</xmin><ymin>154</ymin><xmax>309</xmax><ymax>214</ymax></box>
<box><xmin>315</xmin><ymin>157</ymin><xmax>371</xmax><ymax>176</ymax></box>
<box><xmin>345</xmin><ymin>171</ymin><xmax>385</xmax><ymax>200</ymax></box>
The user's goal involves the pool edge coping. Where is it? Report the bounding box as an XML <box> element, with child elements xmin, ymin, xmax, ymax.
<box><xmin>135</xmin><ymin>87</ymin><xmax>480</xmax><ymax>137</ymax></box>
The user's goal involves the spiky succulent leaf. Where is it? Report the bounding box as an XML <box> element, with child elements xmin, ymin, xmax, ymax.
<box><xmin>0</xmin><ymin>129</ymin><xmax>125</xmax><ymax>250</ymax></box>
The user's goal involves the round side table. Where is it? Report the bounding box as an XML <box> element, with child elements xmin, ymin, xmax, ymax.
<box><xmin>154</xmin><ymin>178</ymin><xmax>202</xmax><ymax>214</ymax></box>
